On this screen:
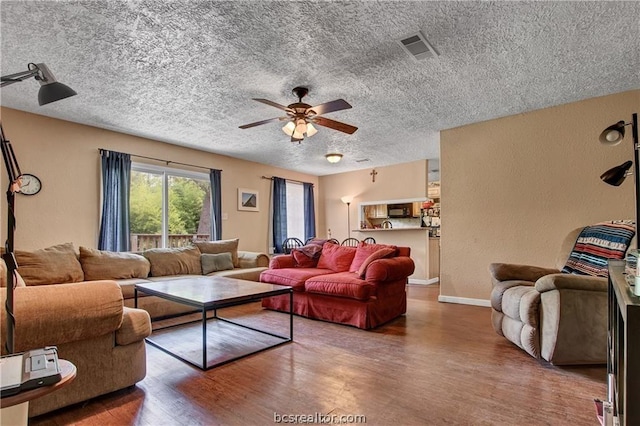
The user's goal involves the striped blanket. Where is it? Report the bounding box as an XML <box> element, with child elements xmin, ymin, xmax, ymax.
<box><xmin>562</xmin><ymin>220</ymin><xmax>635</xmax><ymax>277</ymax></box>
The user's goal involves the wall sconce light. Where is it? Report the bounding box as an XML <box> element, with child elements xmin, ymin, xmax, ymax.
<box><xmin>326</xmin><ymin>153</ymin><xmax>343</xmax><ymax>163</ymax></box>
<box><xmin>599</xmin><ymin>113</ymin><xmax>638</xmax><ymax>248</ymax></box>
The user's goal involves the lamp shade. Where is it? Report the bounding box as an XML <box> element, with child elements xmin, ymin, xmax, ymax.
<box><xmin>325</xmin><ymin>153</ymin><xmax>343</xmax><ymax>163</ymax></box>
<box><xmin>599</xmin><ymin>121</ymin><xmax>626</xmax><ymax>146</ymax></box>
<box><xmin>38</xmin><ymin>81</ymin><xmax>77</xmax><ymax>106</ymax></box>
<box><xmin>306</xmin><ymin>122</ymin><xmax>318</xmax><ymax>137</ymax></box>
<box><xmin>341</xmin><ymin>195</ymin><xmax>353</xmax><ymax>204</ymax></box>
<box><xmin>282</xmin><ymin>121</ymin><xmax>296</xmax><ymax>136</ymax></box>
<box><xmin>601</xmin><ymin>160</ymin><xmax>633</xmax><ymax>186</ymax></box>
<box><xmin>33</xmin><ymin>63</ymin><xmax>77</xmax><ymax>105</ymax></box>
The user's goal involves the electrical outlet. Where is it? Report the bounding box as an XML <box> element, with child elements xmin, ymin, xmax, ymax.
<box><xmin>222</xmin><ymin>213</ymin><xmax>228</xmax><ymax>220</ymax></box>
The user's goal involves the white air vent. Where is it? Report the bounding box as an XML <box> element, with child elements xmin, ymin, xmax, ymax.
<box><xmin>397</xmin><ymin>30</ymin><xmax>439</xmax><ymax>61</ymax></box>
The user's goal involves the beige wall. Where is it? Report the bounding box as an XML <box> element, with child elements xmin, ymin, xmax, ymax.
<box><xmin>0</xmin><ymin>107</ymin><xmax>318</xmax><ymax>253</ymax></box>
<box><xmin>318</xmin><ymin>160</ymin><xmax>428</xmax><ymax>239</ymax></box>
<box><xmin>440</xmin><ymin>90</ymin><xmax>639</xmax><ymax>303</ymax></box>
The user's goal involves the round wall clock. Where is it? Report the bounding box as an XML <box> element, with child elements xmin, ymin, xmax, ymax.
<box><xmin>19</xmin><ymin>173</ymin><xmax>42</xmax><ymax>195</ymax></box>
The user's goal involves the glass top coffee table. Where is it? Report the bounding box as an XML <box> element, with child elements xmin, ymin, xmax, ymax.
<box><xmin>135</xmin><ymin>276</ymin><xmax>293</xmax><ymax>370</ymax></box>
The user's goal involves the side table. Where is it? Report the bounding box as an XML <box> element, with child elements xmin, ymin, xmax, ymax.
<box><xmin>1</xmin><ymin>359</ymin><xmax>76</xmax><ymax>426</ymax></box>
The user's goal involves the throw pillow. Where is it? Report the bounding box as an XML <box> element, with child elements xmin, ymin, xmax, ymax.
<box><xmin>316</xmin><ymin>242</ymin><xmax>357</xmax><ymax>272</ymax></box>
<box><xmin>14</xmin><ymin>243</ymin><xmax>84</xmax><ymax>285</ymax></box>
<box><xmin>195</xmin><ymin>239</ymin><xmax>240</xmax><ymax>267</ymax></box>
<box><xmin>79</xmin><ymin>247</ymin><xmax>150</xmax><ymax>281</ymax></box>
<box><xmin>562</xmin><ymin>220</ymin><xmax>635</xmax><ymax>277</ymax></box>
<box><xmin>201</xmin><ymin>252</ymin><xmax>235</xmax><ymax>274</ymax></box>
<box><xmin>357</xmin><ymin>247</ymin><xmax>397</xmax><ymax>278</ymax></box>
<box><xmin>143</xmin><ymin>246</ymin><xmax>202</xmax><ymax>276</ymax></box>
<box><xmin>349</xmin><ymin>241</ymin><xmax>397</xmax><ymax>272</ymax></box>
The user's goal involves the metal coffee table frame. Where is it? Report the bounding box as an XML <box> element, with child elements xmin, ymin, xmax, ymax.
<box><xmin>135</xmin><ymin>280</ymin><xmax>293</xmax><ymax>370</ymax></box>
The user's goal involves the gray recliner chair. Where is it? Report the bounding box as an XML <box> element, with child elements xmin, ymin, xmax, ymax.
<box><xmin>490</xmin><ymin>226</ymin><xmax>633</xmax><ymax>365</ymax></box>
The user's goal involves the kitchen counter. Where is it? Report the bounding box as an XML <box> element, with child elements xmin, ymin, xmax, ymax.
<box><xmin>352</xmin><ymin>228</ymin><xmax>436</xmax><ymax>284</ymax></box>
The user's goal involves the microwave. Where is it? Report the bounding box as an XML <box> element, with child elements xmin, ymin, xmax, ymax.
<box><xmin>387</xmin><ymin>203</ymin><xmax>413</xmax><ymax>218</ymax></box>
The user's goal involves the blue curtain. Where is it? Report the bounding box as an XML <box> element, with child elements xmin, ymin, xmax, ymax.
<box><xmin>98</xmin><ymin>150</ymin><xmax>131</xmax><ymax>251</ymax></box>
<box><xmin>272</xmin><ymin>177</ymin><xmax>287</xmax><ymax>253</ymax></box>
<box><xmin>303</xmin><ymin>182</ymin><xmax>316</xmax><ymax>241</ymax></box>
<box><xmin>209</xmin><ymin>169</ymin><xmax>222</xmax><ymax>240</ymax></box>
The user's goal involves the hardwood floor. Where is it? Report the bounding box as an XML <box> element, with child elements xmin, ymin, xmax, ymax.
<box><xmin>31</xmin><ymin>285</ymin><xmax>605</xmax><ymax>425</ymax></box>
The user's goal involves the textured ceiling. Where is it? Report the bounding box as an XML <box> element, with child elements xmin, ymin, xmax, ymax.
<box><xmin>1</xmin><ymin>1</ymin><xmax>638</xmax><ymax>177</ymax></box>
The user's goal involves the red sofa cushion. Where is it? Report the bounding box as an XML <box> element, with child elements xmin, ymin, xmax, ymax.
<box><xmin>317</xmin><ymin>243</ymin><xmax>356</xmax><ymax>272</ymax></box>
<box><xmin>357</xmin><ymin>247</ymin><xmax>397</xmax><ymax>278</ymax></box>
<box><xmin>305</xmin><ymin>272</ymin><xmax>375</xmax><ymax>301</ymax></box>
<box><xmin>396</xmin><ymin>246</ymin><xmax>411</xmax><ymax>257</ymax></box>
<box><xmin>260</xmin><ymin>268</ymin><xmax>333</xmax><ymax>291</ymax></box>
<box><xmin>349</xmin><ymin>242</ymin><xmax>397</xmax><ymax>272</ymax></box>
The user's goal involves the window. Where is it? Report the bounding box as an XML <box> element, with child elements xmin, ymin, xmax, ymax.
<box><xmin>130</xmin><ymin>164</ymin><xmax>211</xmax><ymax>250</ymax></box>
<box><xmin>285</xmin><ymin>181</ymin><xmax>305</xmax><ymax>239</ymax></box>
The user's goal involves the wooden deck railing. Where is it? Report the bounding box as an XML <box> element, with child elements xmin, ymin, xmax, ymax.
<box><xmin>130</xmin><ymin>234</ymin><xmax>210</xmax><ymax>251</ymax></box>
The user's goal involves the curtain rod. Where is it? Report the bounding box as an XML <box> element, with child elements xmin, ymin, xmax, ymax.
<box><xmin>99</xmin><ymin>149</ymin><xmax>220</xmax><ymax>172</ymax></box>
<box><xmin>261</xmin><ymin>175</ymin><xmax>313</xmax><ymax>186</ymax></box>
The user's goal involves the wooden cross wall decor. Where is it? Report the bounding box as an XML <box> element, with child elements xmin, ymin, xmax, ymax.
<box><xmin>370</xmin><ymin>169</ymin><xmax>377</xmax><ymax>183</ymax></box>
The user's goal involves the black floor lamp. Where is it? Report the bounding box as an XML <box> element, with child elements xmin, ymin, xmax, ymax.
<box><xmin>1</xmin><ymin>62</ymin><xmax>76</xmax><ymax>354</ymax></box>
<box><xmin>599</xmin><ymin>112</ymin><xmax>639</xmax><ymax>249</ymax></box>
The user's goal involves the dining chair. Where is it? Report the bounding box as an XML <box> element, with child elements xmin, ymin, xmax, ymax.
<box><xmin>281</xmin><ymin>237</ymin><xmax>304</xmax><ymax>254</ymax></box>
<box><xmin>341</xmin><ymin>238</ymin><xmax>359</xmax><ymax>247</ymax></box>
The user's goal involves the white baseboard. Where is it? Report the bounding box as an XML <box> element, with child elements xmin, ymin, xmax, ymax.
<box><xmin>408</xmin><ymin>277</ymin><xmax>439</xmax><ymax>285</ymax></box>
<box><xmin>437</xmin><ymin>295</ymin><xmax>491</xmax><ymax>307</ymax></box>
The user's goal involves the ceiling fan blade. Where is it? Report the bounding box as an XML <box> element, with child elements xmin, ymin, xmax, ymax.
<box><xmin>312</xmin><ymin>116</ymin><xmax>358</xmax><ymax>134</ymax></box>
<box><xmin>252</xmin><ymin>98</ymin><xmax>292</xmax><ymax>112</ymax></box>
<box><xmin>306</xmin><ymin>99</ymin><xmax>352</xmax><ymax>116</ymax></box>
<box><xmin>239</xmin><ymin>116</ymin><xmax>288</xmax><ymax>129</ymax></box>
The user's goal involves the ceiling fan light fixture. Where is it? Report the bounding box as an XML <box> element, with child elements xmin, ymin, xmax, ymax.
<box><xmin>295</xmin><ymin>119</ymin><xmax>307</xmax><ymax>134</ymax></box>
<box><xmin>282</xmin><ymin>121</ymin><xmax>295</xmax><ymax>136</ymax></box>
<box><xmin>326</xmin><ymin>153</ymin><xmax>343</xmax><ymax>163</ymax></box>
<box><xmin>306</xmin><ymin>122</ymin><xmax>318</xmax><ymax>137</ymax></box>
<box><xmin>239</xmin><ymin>87</ymin><xmax>357</xmax><ymax>142</ymax></box>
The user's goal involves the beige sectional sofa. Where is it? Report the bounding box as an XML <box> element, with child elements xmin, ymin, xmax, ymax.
<box><xmin>0</xmin><ymin>280</ymin><xmax>150</xmax><ymax>417</ymax></box>
<box><xmin>97</xmin><ymin>240</ymin><xmax>268</xmax><ymax>318</ymax></box>
<box><xmin>4</xmin><ymin>239</ymin><xmax>269</xmax><ymax>319</ymax></box>
<box><xmin>0</xmin><ymin>239</ymin><xmax>269</xmax><ymax>417</ymax></box>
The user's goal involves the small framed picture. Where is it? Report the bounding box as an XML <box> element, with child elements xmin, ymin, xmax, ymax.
<box><xmin>238</xmin><ymin>188</ymin><xmax>259</xmax><ymax>212</ymax></box>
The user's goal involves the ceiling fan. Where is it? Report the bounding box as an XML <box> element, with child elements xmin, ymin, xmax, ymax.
<box><xmin>238</xmin><ymin>87</ymin><xmax>358</xmax><ymax>142</ymax></box>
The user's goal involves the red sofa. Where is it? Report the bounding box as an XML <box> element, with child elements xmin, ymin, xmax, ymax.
<box><xmin>260</xmin><ymin>241</ymin><xmax>415</xmax><ymax>329</ymax></box>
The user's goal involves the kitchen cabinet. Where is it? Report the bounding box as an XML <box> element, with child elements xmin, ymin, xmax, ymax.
<box><xmin>365</xmin><ymin>204</ymin><xmax>387</xmax><ymax>218</ymax></box>
<box><xmin>412</xmin><ymin>202</ymin><xmax>422</xmax><ymax>217</ymax></box>
<box><xmin>428</xmin><ymin>182</ymin><xmax>440</xmax><ymax>199</ymax></box>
